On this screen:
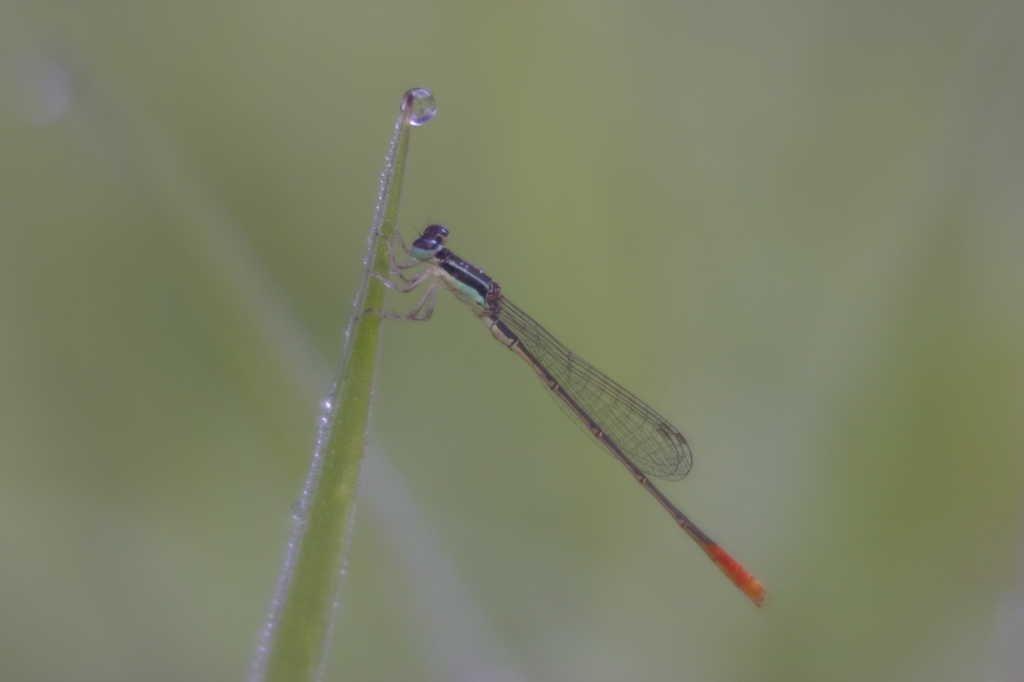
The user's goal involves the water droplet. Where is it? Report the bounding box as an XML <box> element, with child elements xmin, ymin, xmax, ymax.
<box><xmin>402</xmin><ymin>88</ymin><xmax>436</xmax><ymax>126</ymax></box>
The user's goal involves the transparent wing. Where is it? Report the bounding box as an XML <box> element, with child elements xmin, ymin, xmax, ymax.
<box><xmin>497</xmin><ymin>298</ymin><xmax>692</xmax><ymax>481</ymax></box>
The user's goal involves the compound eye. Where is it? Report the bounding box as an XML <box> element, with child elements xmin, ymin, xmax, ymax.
<box><xmin>423</xmin><ymin>224</ymin><xmax>449</xmax><ymax>244</ymax></box>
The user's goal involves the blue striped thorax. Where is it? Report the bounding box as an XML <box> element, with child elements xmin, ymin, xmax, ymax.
<box><xmin>434</xmin><ymin>247</ymin><xmax>502</xmax><ymax>317</ymax></box>
<box><xmin>408</xmin><ymin>224</ymin><xmax>502</xmax><ymax>317</ymax></box>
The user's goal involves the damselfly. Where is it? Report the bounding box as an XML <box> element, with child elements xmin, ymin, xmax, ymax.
<box><xmin>380</xmin><ymin>224</ymin><xmax>764</xmax><ymax>606</ymax></box>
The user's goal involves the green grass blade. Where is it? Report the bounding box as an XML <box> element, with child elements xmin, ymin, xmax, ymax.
<box><xmin>253</xmin><ymin>89</ymin><xmax>435</xmax><ymax>682</ymax></box>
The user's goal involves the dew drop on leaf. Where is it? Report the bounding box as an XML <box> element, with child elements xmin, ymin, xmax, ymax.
<box><xmin>402</xmin><ymin>88</ymin><xmax>436</xmax><ymax>126</ymax></box>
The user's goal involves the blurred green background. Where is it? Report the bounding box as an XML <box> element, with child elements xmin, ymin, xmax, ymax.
<box><xmin>2</xmin><ymin>3</ymin><xmax>1023</xmax><ymax>681</ymax></box>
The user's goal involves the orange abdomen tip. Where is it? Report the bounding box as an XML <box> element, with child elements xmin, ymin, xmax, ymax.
<box><xmin>705</xmin><ymin>544</ymin><xmax>765</xmax><ymax>606</ymax></box>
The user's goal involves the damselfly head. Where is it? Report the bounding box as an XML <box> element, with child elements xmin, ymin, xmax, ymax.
<box><xmin>411</xmin><ymin>224</ymin><xmax>449</xmax><ymax>261</ymax></box>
